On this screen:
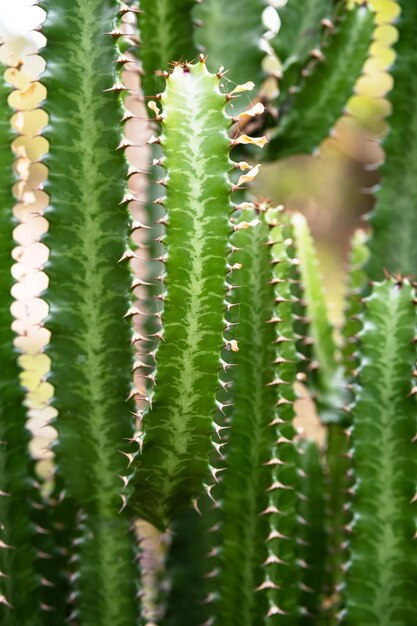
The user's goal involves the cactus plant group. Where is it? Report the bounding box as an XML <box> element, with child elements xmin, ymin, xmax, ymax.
<box><xmin>0</xmin><ymin>0</ymin><xmax>416</xmax><ymax>625</ymax></box>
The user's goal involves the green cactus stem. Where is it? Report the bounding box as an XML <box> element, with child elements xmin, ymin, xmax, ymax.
<box><xmin>272</xmin><ymin>0</ymin><xmax>335</xmax><ymax>105</ymax></box>
<box><xmin>366</xmin><ymin>1</ymin><xmax>417</xmax><ymax>279</ymax></box>
<box><xmin>194</xmin><ymin>0</ymin><xmax>268</xmax><ymax>99</ymax></box>
<box><xmin>341</xmin><ymin>229</ymin><xmax>369</xmax><ymax>377</ymax></box>
<box><xmin>132</xmin><ymin>60</ymin><xmax>266</xmax><ymax>530</ymax></box>
<box><xmin>213</xmin><ymin>207</ymin><xmax>278</xmax><ymax>625</ymax></box>
<box><xmin>266</xmin><ymin>5</ymin><xmax>375</xmax><ymax>160</ymax></box>
<box><xmin>41</xmin><ymin>1</ymin><xmax>139</xmax><ymax>623</ymax></box>
<box><xmin>137</xmin><ymin>0</ymin><xmax>198</xmax><ymax>98</ymax></box>
<box><xmin>297</xmin><ymin>439</ymin><xmax>326</xmax><ymax>626</ymax></box>
<box><xmin>344</xmin><ymin>278</ymin><xmax>417</xmax><ymax>626</ymax></box>
<box><xmin>290</xmin><ymin>212</ymin><xmax>341</xmax><ymax>422</ymax></box>
<box><xmin>262</xmin><ymin>207</ymin><xmax>300</xmax><ymax>622</ymax></box>
<box><xmin>163</xmin><ymin>506</ymin><xmax>212</xmax><ymax>626</ymax></box>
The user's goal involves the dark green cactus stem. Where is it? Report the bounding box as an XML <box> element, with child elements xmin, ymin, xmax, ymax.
<box><xmin>213</xmin><ymin>208</ymin><xmax>277</xmax><ymax>625</ymax></box>
<box><xmin>263</xmin><ymin>207</ymin><xmax>300</xmax><ymax>621</ymax></box>
<box><xmin>322</xmin><ymin>231</ymin><xmax>369</xmax><ymax>624</ymax></box>
<box><xmin>291</xmin><ymin>213</ymin><xmax>341</xmax><ymax>422</ymax></box>
<box><xmin>341</xmin><ymin>229</ymin><xmax>369</xmax><ymax>378</ymax></box>
<box><xmin>266</xmin><ymin>5</ymin><xmax>374</xmax><ymax>160</ymax></box>
<box><xmin>163</xmin><ymin>507</ymin><xmax>212</xmax><ymax>626</ymax></box>
<box><xmin>34</xmin><ymin>483</ymin><xmax>77</xmax><ymax>624</ymax></box>
<box><xmin>296</xmin><ymin>439</ymin><xmax>326</xmax><ymax>626</ymax></box>
<box><xmin>323</xmin><ymin>424</ymin><xmax>350</xmax><ymax>625</ymax></box>
<box><xmin>137</xmin><ymin>0</ymin><xmax>198</xmax><ymax>97</ymax></box>
<box><xmin>344</xmin><ymin>279</ymin><xmax>417</xmax><ymax>626</ymax></box>
<box><xmin>0</xmin><ymin>66</ymin><xmax>42</xmax><ymax>626</ymax></box>
<box><xmin>367</xmin><ymin>1</ymin><xmax>417</xmax><ymax>279</ymax></box>
<box><xmin>41</xmin><ymin>1</ymin><xmax>139</xmax><ymax>623</ymax></box>
<box><xmin>194</xmin><ymin>0</ymin><xmax>268</xmax><ymax>98</ymax></box>
<box><xmin>133</xmin><ymin>59</ymin><xmax>263</xmax><ymax>530</ymax></box>
<box><xmin>273</xmin><ymin>0</ymin><xmax>335</xmax><ymax>104</ymax></box>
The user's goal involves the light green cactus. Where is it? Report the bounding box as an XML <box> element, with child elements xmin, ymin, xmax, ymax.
<box><xmin>366</xmin><ymin>2</ymin><xmax>417</xmax><ymax>278</ymax></box>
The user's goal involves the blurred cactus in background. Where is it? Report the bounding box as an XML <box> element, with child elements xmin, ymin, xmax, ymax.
<box><xmin>0</xmin><ymin>0</ymin><xmax>416</xmax><ymax>625</ymax></box>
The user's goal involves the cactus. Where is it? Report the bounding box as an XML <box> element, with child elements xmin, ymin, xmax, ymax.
<box><xmin>266</xmin><ymin>5</ymin><xmax>375</xmax><ymax>159</ymax></box>
<box><xmin>272</xmin><ymin>0</ymin><xmax>336</xmax><ymax>101</ymax></box>
<box><xmin>137</xmin><ymin>0</ymin><xmax>197</xmax><ymax>97</ymax></box>
<box><xmin>296</xmin><ymin>439</ymin><xmax>326</xmax><ymax>625</ymax></box>
<box><xmin>344</xmin><ymin>278</ymin><xmax>417</xmax><ymax>626</ymax></box>
<box><xmin>131</xmin><ymin>60</ymin><xmax>266</xmax><ymax>529</ymax></box>
<box><xmin>194</xmin><ymin>0</ymin><xmax>268</xmax><ymax>93</ymax></box>
<box><xmin>366</xmin><ymin>2</ymin><xmax>417</xmax><ymax>279</ymax></box>
<box><xmin>0</xmin><ymin>0</ymin><xmax>415</xmax><ymax>624</ymax></box>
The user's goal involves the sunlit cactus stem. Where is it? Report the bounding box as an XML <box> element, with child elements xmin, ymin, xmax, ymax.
<box><xmin>132</xmin><ymin>58</ymin><xmax>267</xmax><ymax>530</ymax></box>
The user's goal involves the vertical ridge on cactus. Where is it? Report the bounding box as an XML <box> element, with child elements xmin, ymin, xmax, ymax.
<box><xmin>266</xmin><ymin>5</ymin><xmax>375</xmax><ymax>160</ymax></box>
<box><xmin>263</xmin><ymin>207</ymin><xmax>300</xmax><ymax>621</ymax></box>
<box><xmin>296</xmin><ymin>439</ymin><xmax>326</xmax><ymax>625</ymax></box>
<box><xmin>137</xmin><ymin>0</ymin><xmax>198</xmax><ymax>97</ymax></box>
<box><xmin>0</xmin><ymin>68</ymin><xmax>42</xmax><ymax>626</ymax></box>
<box><xmin>40</xmin><ymin>1</ymin><xmax>139</xmax><ymax>623</ymax></box>
<box><xmin>132</xmin><ymin>59</ymin><xmax>241</xmax><ymax>530</ymax></box>
<box><xmin>367</xmin><ymin>1</ymin><xmax>417</xmax><ymax>279</ymax></box>
<box><xmin>212</xmin><ymin>208</ymin><xmax>277</xmax><ymax>625</ymax></box>
<box><xmin>344</xmin><ymin>278</ymin><xmax>417</xmax><ymax>626</ymax></box>
<box><xmin>163</xmin><ymin>507</ymin><xmax>212</xmax><ymax>626</ymax></box>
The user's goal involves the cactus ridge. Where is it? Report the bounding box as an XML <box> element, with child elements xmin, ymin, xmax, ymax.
<box><xmin>272</xmin><ymin>0</ymin><xmax>335</xmax><ymax>105</ymax></box>
<box><xmin>194</xmin><ymin>0</ymin><xmax>269</xmax><ymax>99</ymax></box>
<box><xmin>341</xmin><ymin>230</ymin><xmax>370</xmax><ymax>379</ymax></box>
<box><xmin>132</xmin><ymin>60</ymin><xmax>266</xmax><ymax>529</ymax></box>
<box><xmin>262</xmin><ymin>208</ymin><xmax>300</xmax><ymax>621</ymax></box>
<box><xmin>344</xmin><ymin>278</ymin><xmax>417</xmax><ymax>626</ymax></box>
<box><xmin>296</xmin><ymin>439</ymin><xmax>326</xmax><ymax>625</ymax></box>
<box><xmin>40</xmin><ymin>1</ymin><xmax>140</xmax><ymax>623</ymax></box>
<box><xmin>290</xmin><ymin>213</ymin><xmax>342</xmax><ymax>422</ymax></box>
<box><xmin>212</xmin><ymin>207</ymin><xmax>277</xmax><ymax>625</ymax></box>
<box><xmin>266</xmin><ymin>5</ymin><xmax>375</xmax><ymax>160</ymax></box>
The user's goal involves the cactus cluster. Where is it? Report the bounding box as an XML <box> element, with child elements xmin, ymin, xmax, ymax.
<box><xmin>0</xmin><ymin>0</ymin><xmax>416</xmax><ymax>625</ymax></box>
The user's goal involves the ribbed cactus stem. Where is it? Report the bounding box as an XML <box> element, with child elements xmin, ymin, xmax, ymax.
<box><xmin>297</xmin><ymin>439</ymin><xmax>326</xmax><ymax>625</ymax></box>
<box><xmin>344</xmin><ymin>278</ymin><xmax>417</xmax><ymax>626</ymax></box>
<box><xmin>213</xmin><ymin>207</ymin><xmax>278</xmax><ymax>625</ymax></box>
<box><xmin>137</xmin><ymin>0</ymin><xmax>198</xmax><ymax>97</ymax></box>
<box><xmin>263</xmin><ymin>207</ymin><xmax>300</xmax><ymax>621</ymax></box>
<box><xmin>0</xmin><ymin>65</ymin><xmax>42</xmax><ymax>626</ymax></box>
<box><xmin>133</xmin><ymin>59</ymin><xmax>266</xmax><ymax>529</ymax></box>
<box><xmin>41</xmin><ymin>1</ymin><xmax>139</xmax><ymax>623</ymax></box>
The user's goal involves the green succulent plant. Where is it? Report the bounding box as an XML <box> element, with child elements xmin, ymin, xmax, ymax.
<box><xmin>0</xmin><ymin>0</ymin><xmax>416</xmax><ymax>625</ymax></box>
